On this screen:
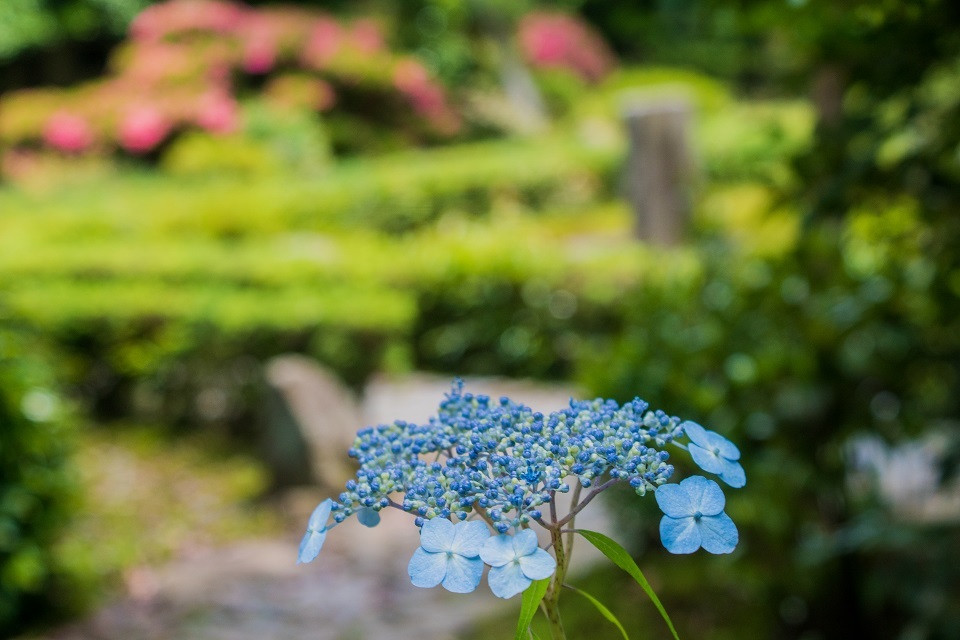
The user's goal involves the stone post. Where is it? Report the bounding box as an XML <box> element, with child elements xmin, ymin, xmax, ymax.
<box><xmin>621</xmin><ymin>97</ymin><xmax>697</xmax><ymax>245</ymax></box>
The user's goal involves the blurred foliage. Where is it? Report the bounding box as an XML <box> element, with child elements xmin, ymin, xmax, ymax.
<box><xmin>0</xmin><ymin>75</ymin><xmax>800</xmax><ymax>440</ymax></box>
<box><xmin>580</xmin><ymin>196</ymin><xmax>960</xmax><ymax>637</ymax></box>
<box><xmin>574</xmin><ymin>2</ymin><xmax>960</xmax><ymax>639</ymax></box>
<box><xmin>0</xmin><ymin>0</ymin><xmax>148</xmax><ymax>61</ymax></box>
<box><xmin>0</xmin><ymin>324</ymin><xmax>81</xmax><ymax>637</ymax></box>
<box><xmin>0</xmin><ymin>1</ymin><xmax>461</xmax><ymax>159</ymax></box>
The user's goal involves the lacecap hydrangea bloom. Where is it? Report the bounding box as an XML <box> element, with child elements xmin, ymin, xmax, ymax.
<box><xmin>298</xmin><ymin>380</ymin><xmax>745</xmax><ymax>608</ymax></box>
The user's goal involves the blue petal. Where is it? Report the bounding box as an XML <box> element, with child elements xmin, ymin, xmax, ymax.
<box><xmin>683</xmin><ymin>421</ymin><xmax>740</xmax><ymax>460</ymax></box>
<box><xmin>659</xmin><ymin>516</ymin><xmax>701</xmax><ymax>554</ymax></box>
<box><xmin>481</xmin><ymin>534</ymin><xmax>518</xmax><ymax>567</ymax></box>
<box><xmin>689</xmin><ymin>442</ymin><xmax>726</xmax><ymax>475</ymax></box>
<box><xmin>419</xmin><ymin>517</ymin><xmax>455</xmax><ymax>553</ymax></box>
<box><xmin>718</xmin><ymin>459</ymin><xmax>747</xmax><ymax>488</ymax></box>
<box><xmin>408</xmin><ymin>547</ymin><xmax>446</xmax><ymax>588</ymax></box>
<box><xmin>512</xmin><ymin>529</ymin><xmax>539</xmax><ymax>557</ymax></box>
<box><xmin>441</xmin><ymin>554</ymin><xmax>484</xmax><ymax>593</ymax></box>
<box><xmin>699</xmin><ymin>512</ymin><xmax>738</xmax><ymax>554</ymax></box>
<box><xmin>307</xmin><ymin>499</ymin><xmax>333</xmax><ymax>532</ymax></box>
<box><xmin>707</xmin><ymin>432</ymin><xmax>741</xmax><ymax>461</ymax></box>
<box><xmin>450</xmin><ymin>520</ymin><xmax>490</xmax><ymax>557</ymax></box>
<box><xmin>519</xmin><ymin>548</ymin><xmax>556</xmax><ymax>581</ymax></box>
<box><xmin>297</xmin><ymin>528</ymin><xmax>327</xmax><ymax>564</ymax></box>
<box><xmin>681</xmin><ymin>421</ymin><xmax>711</xmax><ymax>449</ymax></box>
<box><xmin>655</xmin><ymin>483</ymin><xmax>695</xmax><ymax>518</ymax></box>
<box><xmin>488</xmin><ymin>562</ymin><xmax>532</xmax><ymax>598</ymax></box>
<box><xmin>356</xmin><ymin>508</ymin><xmax>381</xmax><ymax>528</ymax></box>
<box><xmin>679</xmin><ymin>476</ymin><xmax>725</xmax><ymax>516</ymax></box>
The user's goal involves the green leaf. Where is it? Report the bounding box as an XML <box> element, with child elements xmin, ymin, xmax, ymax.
<box><xmin>515</xmin><ymin>578</ymin><xmax>551</xmax><ymax>640</ymax></box>
<box><xmin>565</xmin><ymin>584</ymin><xmax>630</xmax><ymax>640</ymax></box>
<box><xmin>578</xmin><ymin>529</ymin><xmax>680</xmax><ymax>640</ymax></box>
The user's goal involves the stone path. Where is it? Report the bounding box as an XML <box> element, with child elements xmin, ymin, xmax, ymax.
<box><xmin>40</xmin><ymin>375</ymin><xmax>617</xmax><ymax>640</ymax></box>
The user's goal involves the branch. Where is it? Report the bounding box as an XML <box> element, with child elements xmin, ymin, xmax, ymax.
<box><xmin>555</xmin><ymin>478</ymin><xmax>620</xmax><ymax>529</ymax></box>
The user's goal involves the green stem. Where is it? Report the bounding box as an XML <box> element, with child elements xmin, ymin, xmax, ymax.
<box><xmin>543</xmin><ymin>526</ymin><xmax>568</xmax><ymax>640</ymax></box>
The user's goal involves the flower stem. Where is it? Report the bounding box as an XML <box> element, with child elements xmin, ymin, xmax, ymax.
<box><xmin>543</xmin><ymin>526</ymin><xmax>568</xmax><ymax>640</ymax></box>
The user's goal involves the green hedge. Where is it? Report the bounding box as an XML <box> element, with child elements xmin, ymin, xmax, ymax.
<box><xmin>0</xmin><ymin>134</ymin><xmax>619</xmax><ymax>236</ymax></box>
<box><xmin>0</xmin><ymin>191</ymin><xmax>702</xmax><ymax>428</ymax></box>
<box><xmin>0</xmin><ymin>90</ymin><xmax>806</xmax><ymax>430</ymax></box>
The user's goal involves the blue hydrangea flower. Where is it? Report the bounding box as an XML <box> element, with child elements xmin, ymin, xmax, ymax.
<box><xmin>682</xmin><ymin>421</ymin><xmax>746</xmax><ymax>488</ymax></box>
<box><xmin>408</xmin><ymin>518</ymin><xmax>490</xmax><ymax>593</ymax></box>
<box><xmin>298</xmin><ymin>499</ymin><xmax>333</xmax><ymax>564</ymax></box>
<box><xmin>656</xmin><ymin>476</ymin><xmax>738</xmax><ymax>554</ymax></box>
<box><xmin>480</xmin><ymin>529</ymin><xmax>557</xmax><ymax>598</ymax></box>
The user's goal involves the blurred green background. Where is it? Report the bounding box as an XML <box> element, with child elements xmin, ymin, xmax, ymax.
<box><xmin>1</xmin><ymin>1</ymin><xmax>958</xmax><ymax>638</ymax></box>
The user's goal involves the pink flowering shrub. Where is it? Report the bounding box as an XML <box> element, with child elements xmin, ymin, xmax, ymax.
<box><xmin>0</xmin><ymin>0</ymin><xmax>459</xmax><ymax>159</ymax></box>
<box><xmin>119</xmin><ymin>107</ymin><xmax>173</xmax><ymax>153</ymax></box>
<box><xmin>43</xmin><ymin>113</ymin><xmax>96</xmax><ymax>153</ymax></box>
<box><xmin>393</xmin><ymin>59</ymin><xmax>460</xmax><ymax>134</ymax></box>
<box><xmin>130</xmin><ymin>0</ymin><xmax>244</xmax><ymax>41</ymax></box>
<box><xmin>518</xmin><ymin>12</ymin><xmax>616</xmax><ymax>84</ymax></box>
<box><xmin>195</xmin><ymin>91</ymin><xmax>240</xmax><ymax>134</ymax></box>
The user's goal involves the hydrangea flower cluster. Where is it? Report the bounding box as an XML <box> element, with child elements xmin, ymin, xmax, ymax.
<box><xmin>299</xmin><ymin>380</ymin><xmax>745</xmax><ymax>599</ymax></box>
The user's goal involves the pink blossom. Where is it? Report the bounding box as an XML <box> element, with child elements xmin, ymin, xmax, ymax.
<box><xmin>301</xmin><ymin>18</ymin><xmax>343</xmax><ymax>69</ymax></box>
<box><xmin>130</xmin><ymin>0</ymin><xmax>244</xmax><ymax>41</ymax></box>
<box><xmin>238</xmin><ymin>13</ymin><xmax>278</xmax><ymax>73</ymax></box>
<box><xmin>393</xmin><ymin>59</ymin><xmax>430</xmax><ymax>94</ymax></box>
<box><xmin>393</xmin><ymin>59</ymin><xmax>460</xmax><ymax>133</ymax></box>
<box><xmin>119</xmin><ymin>107</ymin><xmax>172</xmax><ymax>153</ymax></box>
<box><xmin>195</xmin><ymin>92</ymin><xmax>239</xmax><ymax>134</ymax></box>
<box><xmin>242</xmin><ymin>36</ymin><xmax>277</xmax><ymax>74</ymax></box>
<box><xmin>518</xmin><ymin>12</ymin><xmax>615</xmax><ymax>83</ymax></box>
<box><xmin>349</xmin><ymin>19</ymin><xmax>384</xmax><ymax>55</ymax></box>
<box><xmin>43</xmin><ymin>112</ymin><xmax>95</xmax><ymax>152</ymax></box>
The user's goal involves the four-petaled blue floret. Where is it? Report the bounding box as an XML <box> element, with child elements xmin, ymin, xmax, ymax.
<box><xmin>655</xmin><ymin>476</ymin><xmax>739</xmax><ymax>554</ymax></box>
<box><xmin>681</xmin><ymin>421</ymin><xmax>746</xmax><ymax>488</ymax></box>
<box><xmin>408</xmin><ymin>518</ymin><xmax>490</xmax><ymax>593</ymax></box>
<box><xmin>480</xmin><ymin>529</ymin><xmax>557</xmax><ymax>598</ymax></box>
<box><xmin>298</xmin><ymin>380</ymin><xmax>746</xmax><ymax>594</ymax></box>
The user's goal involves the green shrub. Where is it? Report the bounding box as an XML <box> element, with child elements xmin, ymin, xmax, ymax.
<box><xmin>0</xmin><ymin>324</ymin><xmax>81</xmax><ymax>636</ymax></box>
<box><xmin>578</xmin><ymin>198</ymin><xmax>960</xmax><ymax>637</ymax></box>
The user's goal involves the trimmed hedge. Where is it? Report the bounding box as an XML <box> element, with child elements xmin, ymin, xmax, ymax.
<box><xmin>0</xmin><ymin>91</ymin><xmax>807</xmax><ymax>429</ymax></box>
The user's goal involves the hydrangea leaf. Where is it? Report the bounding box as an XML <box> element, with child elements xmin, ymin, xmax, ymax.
<box><xmin>578</xmin><ymin>529</ymin><xmax>680</xmax><ymax>640</ymax></box>
<box><xmin>566</xmin><ymin>584</ymin><xmax>631</xmax><ymax>640</ymax></box>
<box><xmin>514</xmin><ymin>577</ymin><xmax>550</xmax><ymax>640</ymax></box>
